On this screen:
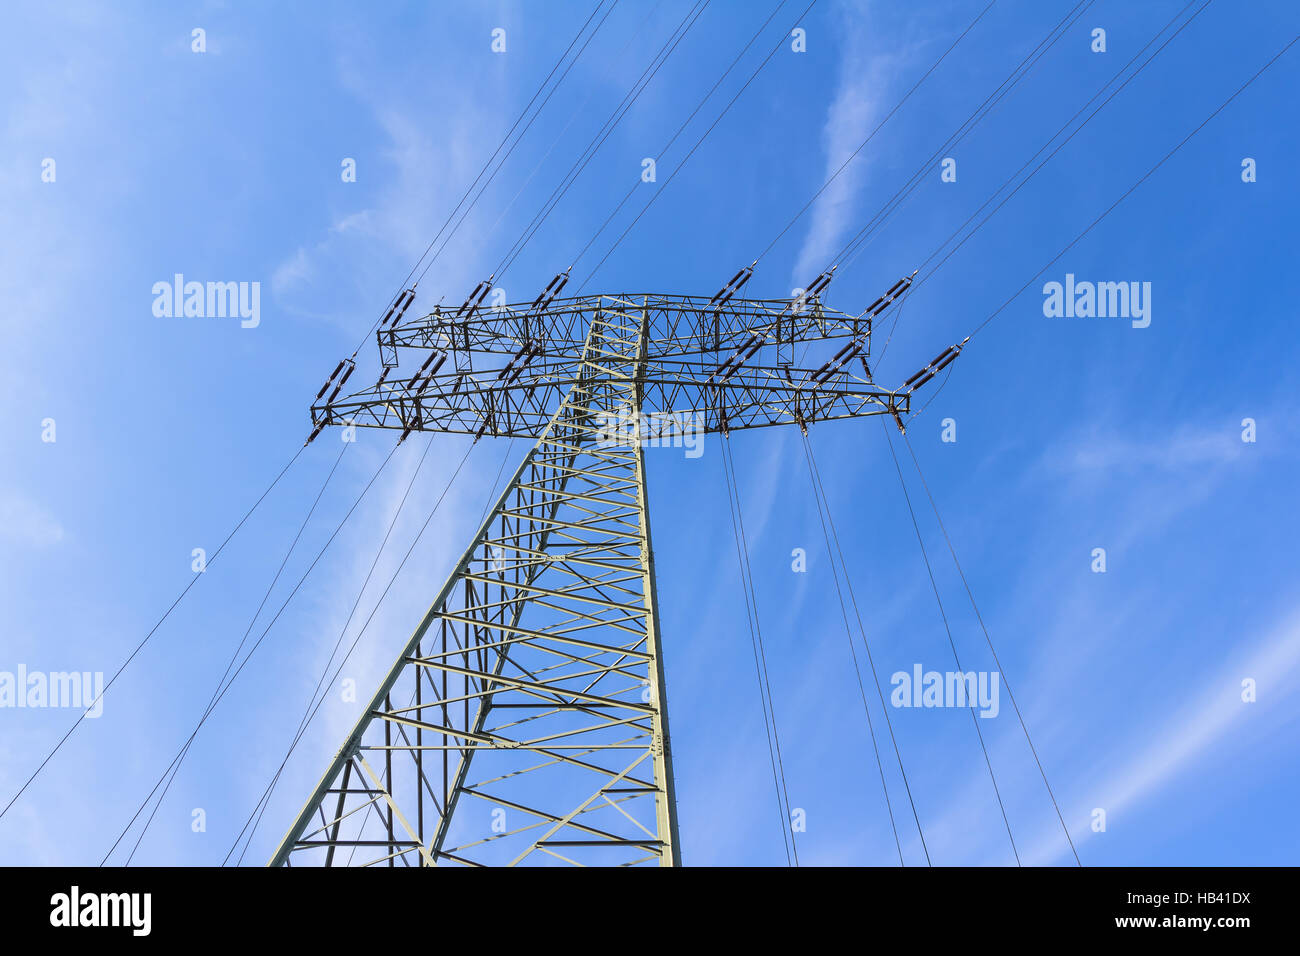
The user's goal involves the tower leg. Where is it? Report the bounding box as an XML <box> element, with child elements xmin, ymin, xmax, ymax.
<box><xmin>271</xmin><ymin>306</ymin><xmax>680</xmax><ymax>866</ymax></box>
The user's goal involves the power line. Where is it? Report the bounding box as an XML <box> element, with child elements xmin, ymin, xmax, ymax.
<box><xmin>881</xmin><ymin>417</ymin><xmax>1021</xmax><ymax>865</ymax></box>
<box><xmin>252</xmin><ymin>435</ymin><xmax>519</xmax><ymax>868</ymax></box>
<box><xmin>782</xmin><ymin>0</ymin><xmax>1091</xmax><ymax>372</ymax></box>
<box><xmin>77</xmin><ymin>4</ymin><xmax>623</xmax><ymax>860</ymax></box>
<box><xmin>0</xmin><ymin>442</ymin><xmax>306</xmax><ymax>825</ymax></box>
<box><xmin>870</xmin><ymin>279</ymin><xmax>915</xmax><ymax>370</ymax></box>
<box><xmin>226</xmin><ymin>435</ymin><xmax>477</xmax><ymax>865</ymax></box>
<box><xmin>797</xmin><ymin>431</ymin><xmax>906</xmax><ymax>865</ymax></box>
<box><xmin>108</xmin><ymin>443</ymin><xmax>352</xmax><ymax>865</ymax></box>
<box><xmin>720</xmin><ymin>434</ymin><xmax>798</xmax><ymax>865</ymax></box>
<box><xmin>577</xmin><ymin>0</ymin><xmax>819</xmax><ymax>290</ymax></box>
<box><xmin>888</xmin><ymin>0</ymin><xmax>1213</xmax><ymax>405</ymax></box>
<box><xmin>45</xmin><ymin>2</ymin><xmax>623</xmax><ymax>862</ymax></box>
<box><xmin>479</xmin><ymin>0</ymin><xmax>669</xmax><ymax>249</ymax></box>
<box><xmin>341</xmin><ymin>0</ymin><xmax>614</xmax><ymax>357</ymax></box>
<box><xmin>802</xmin><ymin>431</ymin><xmax>933</xmax><ymax>863</ymax></box>
<box><xmin>413</xmin><ymin>0</ymin><xmax>625</xmax><ymax>290</ymax></box>
<box><xmin>900</xmin><ymin>432</ymin><xmax>1081</xmax><ymax>865</ymax></box>
<box><xmin>884</xmin><ymin>21</ymin><xmax>1293</xmax><ymax>425</ymax></box>
<box><xmin>568</xmin><ymin>0</ymin><xmax>794</xmax><ymax>287</ymax></box>
<box><xmin>956</xmin><ymin>33</ymin><xmax>1298</xmax><ymax>353</ymax></box>
<box><xmin>757</xmin><ymin>0</ymin><xmax>996</xmax><ymax>264</ymax></box>
<box><xmin>493</xmin><ymin>0</ymin><xmax>713</xmax><ymax>283</ymax></box>
<box><xmin>832</xmin><ymin>0</ymin><xmax>1095</xmax><ymax>272</ymax></box>
<box><xmin>102</xmin><ymin>438</ymin><xmax>406</xmax><ymax>864</ymax></box>
<box><xmin>907</xmin><ymin>0</ymin><xmax>1212</xmax><ymax>297</ymax></box>
<box><xmin>903</xmin><ymin>361</ymin><xmax>954</xmax><ymax>426</ymax></box>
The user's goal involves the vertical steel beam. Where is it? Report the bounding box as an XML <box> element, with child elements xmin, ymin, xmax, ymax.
<box><xmin>273</xmin><ymin>304</ymin><xmax>681</xmax><ymax>867</ymax></box>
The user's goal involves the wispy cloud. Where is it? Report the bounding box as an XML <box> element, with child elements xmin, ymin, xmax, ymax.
<box><xmin>267</xmin><ymin>41</ymin><xmax>507</xmax><ymax>329</ymax></box>
<box><xmin>908</xmin><ymin>600</ymin><xmax>1300</xmax><ymax>867</ymax></box>
<box><xmin>1043</xmin><ymin>424</ymin><xmax>1250</xmax><ymax>475</ymax></box>
<box><xmin>792</xmin><ymin>3</ymin><xmax>901</xmax><ymax>284</ymax></box>
<box><xmin>1030</xmin><ymin>604</ymin><xmax>1300</xmax><ymax>864</ymax></box>
<box><xmin>0</xmin><ymin>490</ymin><xmax>65</xmax><ymax>548</ymax></box>
<box><xmin>271</xmin><ymin>247</ymin><xmax>314</xmax><ymax>297</ymax></box>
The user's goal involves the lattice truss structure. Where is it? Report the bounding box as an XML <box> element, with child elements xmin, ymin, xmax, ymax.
<box><xmin>308</xmin><ymin>268</ymin><xmax>962</xmax><ymax>442</ymax></box>
<box><xmin>275</xmin><ymin>274</ymin><xmax>958</xmax><ymax>866</ymax></box>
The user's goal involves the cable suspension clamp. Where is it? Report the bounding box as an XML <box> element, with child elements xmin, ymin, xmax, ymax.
<box><xmin>902</xmin><ymin>335</ymin><xmax>969</xmax><ymax>393</ymax></box>
<box><xmin>707</xmin><ymin>261</ymin><xmax>756</xmax><ymax>351</ymax></box>
<box><xmin>796</xmin><ymin>264</ymin><xmax>835</xmax><ymax>314</ymax></box>
<box><xmin>381</xmin><ymin>288</ymin><xmax>417</xmax><ymax>329</ymax></box>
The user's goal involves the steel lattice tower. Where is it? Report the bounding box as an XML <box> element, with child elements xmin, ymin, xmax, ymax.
<box><xmin>273</xmin><ymin>274</ymin><xmax>959</xmax><ymax>866</ymax></box>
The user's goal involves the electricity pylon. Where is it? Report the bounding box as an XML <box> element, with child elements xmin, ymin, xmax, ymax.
<box><xmin>272</xmin><ymin>271</ymin><xmax>960</xmax><ymax>866</ymax></box>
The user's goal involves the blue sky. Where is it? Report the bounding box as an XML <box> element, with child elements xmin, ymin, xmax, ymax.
<box><xmin>1</xmin><ymin>0</ymin><xmax>1298</xmax><ymax>866</ymax></box>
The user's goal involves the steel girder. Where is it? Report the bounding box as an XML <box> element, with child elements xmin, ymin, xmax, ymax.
<box><xmin>272</xmin><ymin>305</ymin><xmax>680</xmax><ymax>867</ymax></box>
<box><xmin>312</xmin><ymin>290</ymin><xmax>921</xmax><ymax>442</ymax></box>
<box><xmin>311</xmin><ymin>358</ymin><xmax>908</xmax><ymax>440</ymax></box>
<box><xmin>378</xmin><ymin>291</ymin><xmax>871</xmax><ymax>361</ymax></box>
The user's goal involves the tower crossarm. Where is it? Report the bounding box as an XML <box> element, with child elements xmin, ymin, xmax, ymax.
<box><xmin>378</xmin><ymin>289</ymin><xmax>886</xmax><ymax>366</ymax></box>
<box><xmin>320</xmin><ymin>284</ymin><xmax>934</xmax><ymax>441</ymax></box>
<box><xmin>312</xmin><ymin>357</ymin><xmax>909</xmax><ymax>440</ymax></box>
